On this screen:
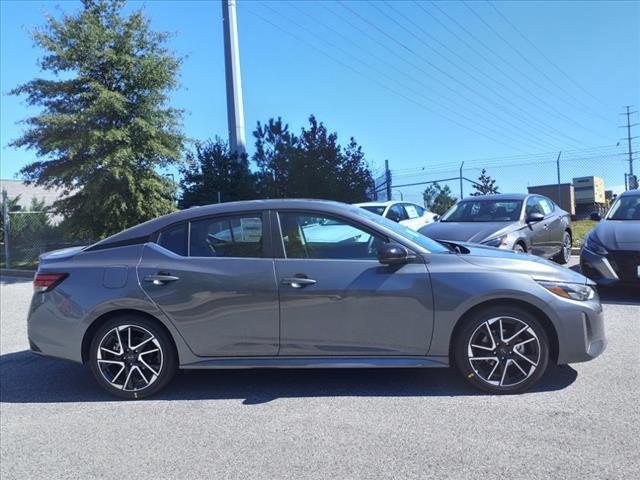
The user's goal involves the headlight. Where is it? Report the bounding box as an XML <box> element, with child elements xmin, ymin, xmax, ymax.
<box><xmin>584</xmin><ymin>234</ymin><xmax>608</xmax><ymax>256</ymax></box>
<box><xmin>537</xmin><ymin>281</ymin><xmax>596</xmax><ymax>301</ymax></box>
<box><xmin>482</xmin><ymin>235</ymin><xmax>507</xmax><ymax>248</ymax></box>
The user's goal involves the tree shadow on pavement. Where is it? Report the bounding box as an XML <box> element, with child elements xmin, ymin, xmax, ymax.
<box><xmin>0</xmin><ymin>350</ymin><xmax>577</xmax><ymax>405</ymax></box>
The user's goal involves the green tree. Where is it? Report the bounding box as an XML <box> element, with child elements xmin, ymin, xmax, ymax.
<box><xmin>471</xmin><ymin>169</ymin><xmax>500</xmax><ymax>196</ymax></box>
<box><xmin>423</xmin><ymin>183</ymin><xmax>457</xmax><ymax>215</ymax></box>
<box><xmin>10</xmin><ymin>0</ymin><xmax>185</xmax><ymax>239</ymax></box>
<box><xmin>254</xmin><ymin>115</ymin><xmax>372</xmax><ymax>202</ymax></box>
<box><xmin>179</xmin><ymin>139</ymin><xmax>257</xmax><ymax>209</ymax></box>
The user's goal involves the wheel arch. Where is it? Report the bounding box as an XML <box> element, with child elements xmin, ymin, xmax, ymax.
<box><xmin>448</xmin><ymin>298</ymin><xmax>559</xmax><ymax>365</ymax></box>
<box><xmin>81</xmin><ymin>309</ymin><xmax>177</xmax><ymax>364</ymax></box>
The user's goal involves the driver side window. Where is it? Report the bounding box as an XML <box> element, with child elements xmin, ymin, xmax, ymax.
<box><xmin>278</xmin><ymin>212</ymin><xmax>387</xmax><ymax>260</ymax></box>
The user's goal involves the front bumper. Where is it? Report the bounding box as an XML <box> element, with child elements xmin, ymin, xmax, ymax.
<box><xmin>551</xmin><ymin>296</ymin><xmax>607</xmax><ymax>364</ymax></box>
<box><xmin>580</xmin><ymin>247</ymin><xmax>640</xmax><ymax>285</ymax></box>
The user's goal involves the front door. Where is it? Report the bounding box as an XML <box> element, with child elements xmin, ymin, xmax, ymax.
<box><xmin>525</xmin><ymin>197</ymin><xmax>549</xmax><ymax>256</ymax></box>
<box><xmin>275</xmin><ymin>211</ymin><xmax>434</xmax><ymax>356</ymax></box>
<box><xmin>138</xmin><ymin>212</ymin><xmax>279</xmax><ymax>357</ymax></box>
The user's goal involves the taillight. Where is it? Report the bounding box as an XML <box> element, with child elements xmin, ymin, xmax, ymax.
<box><xmin>33</xmin><ymin>273</ymin><xmax>68</xmax><ymax>293</ymax></box>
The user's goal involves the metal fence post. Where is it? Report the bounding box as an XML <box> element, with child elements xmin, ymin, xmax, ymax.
<box><xmin>2</xmin><ymin>189</ymin><xmax>10</xmax><ymax>269</ymax></box>
<box><xmin>385</xmin><ymin>160</ymin><xmax>392</xmax><ymax>201</ymax></box>
<box><xmin>459</xmin><ymin>162</ymin><xmax>465</xmax><ymax>199</ymax></box>
<box><xmin>556</xmin><ymin>151</ymin><xmax>562</xmax><ymax>205</ymax></box>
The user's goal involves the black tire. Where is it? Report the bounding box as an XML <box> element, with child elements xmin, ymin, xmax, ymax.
<box><xmin>553</xmin><ymin>231</ymin><xmax>572</xmax><ymax>265</ymax></box>
<box><xmin>513</xmin><ymin>242</ymin><xmax>526</xmax><ymax>254</ymax></box>
<box><xmin>453</xmin><ymin>305</ymin><xmax>549</xmax><ymax>394</ymax></box>
<box><xmin>89</xmin><ymin>315</ymin><xmax>177</xmax><ymax>399</ymax></box>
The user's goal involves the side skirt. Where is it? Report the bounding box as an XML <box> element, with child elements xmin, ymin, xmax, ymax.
<box><xmin>180</xmin><ymin>356</ymin><xmax>450</xmax><ymax>370</ymax></box>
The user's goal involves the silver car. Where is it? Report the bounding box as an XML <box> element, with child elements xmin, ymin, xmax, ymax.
<box><xmin>28</xmin><ymin>199</ymin><xmax>606</xmax><ymax>399</ymax></box>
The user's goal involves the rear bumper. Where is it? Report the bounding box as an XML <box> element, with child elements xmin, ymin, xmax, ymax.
<box><xmin>580</xmin><ymin>247</ymin><xmax>640</xmax><ymax>285</ymax></box>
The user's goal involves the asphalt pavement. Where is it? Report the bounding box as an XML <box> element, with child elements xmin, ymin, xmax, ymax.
<box><xmin>1</xmin><ymin>259</ymin><xmax>639</xmax><ymax>479</ymax></box>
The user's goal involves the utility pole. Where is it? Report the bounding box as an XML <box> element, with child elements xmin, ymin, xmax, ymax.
<box><xmin>556</xmin><ymin>151</ymin><xmax>562</xmax><ymax>206</ymax></box>
<box><xmin>621</xmin><ymin>106</ymin><xmax>637</xmax><ymax>188</ymax></box>
<box><xmin>459</xmin><ymin>161</ymin><xmax>464</xmax><ymax>198</ymax></box>
<box><xmin>222</xmin><ymin>0</ymin><xmax>246</xmax><ymax>155</ymax></box>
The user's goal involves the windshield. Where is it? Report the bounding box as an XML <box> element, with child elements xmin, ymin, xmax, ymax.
<box><xmin>605</xmin><ymin>195</ymin><xmax>640</xmax><ymax>220</ymax></box>
<box><xmin>359</xmin><ymin>205</ymin><xmax>386</xmax><ymax>216</ymax></box>
<box><xmin>351</xmin><ymin>207</ymin><xmax>449</xmax><ymax>253</ymax></box>
<box><xmin>441</xmin><ymin>200</ymin><xmax>523</xmax><ymax>222</ymax></box>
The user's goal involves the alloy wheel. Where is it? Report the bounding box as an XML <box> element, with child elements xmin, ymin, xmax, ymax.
<box><xmin>562</xmin><ymin>233</ymin><xmax>572</xmax><ymax>263</ymax></box>
<box><xmin>96</xmin><ymin>325</ymin><xmax>163</xmax><ymax>392</ymax></box>
<box><xmin>467</xmin><ymin>316</ymin><xmax>541</xmax><ymax>388</ymax></box>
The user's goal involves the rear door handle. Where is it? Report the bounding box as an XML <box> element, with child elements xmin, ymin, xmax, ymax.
<box><xmin>282</xmin><ymin>277</ymin><xmax>317</xmax><ymax>288</ymax></box>
<box><xmin>144</xmin><ymin>273</ymin><xmax>179</xmax><ymax>285</ymax></box>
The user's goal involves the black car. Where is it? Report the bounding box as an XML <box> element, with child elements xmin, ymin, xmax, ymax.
<box><xmin>419</xmin><ymin>193</ymin><xmax>572</xmax><ymax>263</ymax></box>
<box><xmin>580</xmin><ymin>189</ymin><xmax>640</xmax><ymax>285</ymax></box>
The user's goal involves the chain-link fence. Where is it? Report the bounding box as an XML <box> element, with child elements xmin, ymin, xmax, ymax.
<box><xmin>1</xmin><ymin>210</ymin><xmax>85</xmax><ymax>270</ymax></box>
<box><xmin>388</xmin><ymin>146</ymin><xmax>637</xmax><ymax>216</ymax></box>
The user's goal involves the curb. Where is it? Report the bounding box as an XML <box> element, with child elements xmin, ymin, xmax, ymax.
<box><xmin>0</xmin><ymin>268</ymin><xmax>35</xmax><ymax>278</ymax></box>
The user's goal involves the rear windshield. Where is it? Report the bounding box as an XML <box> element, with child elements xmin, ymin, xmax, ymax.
<box><xmin>441</xmin><ymin>200</ymin><xmax>522</xmax><ymax>222</ymax></box>
<box><xmin>359</xmin><ymin>205</ymin><xmax>386</xmax><ymax>216</ymax></box>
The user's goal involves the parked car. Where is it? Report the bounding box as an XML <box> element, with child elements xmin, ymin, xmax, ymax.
<box><xmin>419</xmin><ymin>194</ymin><xmax>572</xmax><ymax>264</ymax></box>
<box><xmin>28</xmin><ymin>199</ymin><xmax>605</xmax><ymax>399</ymax></box>
<box><xmin>355</xmin><ymin>200</ymin><xmax>438</xmax><ymax>230</ymax></box>
<box><xmin>580</xmin><ymin>189</ymin><xmax>640</xmax><ymax>285</ymax></box>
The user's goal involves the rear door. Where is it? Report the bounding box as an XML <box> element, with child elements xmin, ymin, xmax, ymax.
<box><xmin>138</xmin><ymin>211</ymin><xmax>279</xmax><ymax>357</ymax></box>
<box><xmin>274</xmin><ymin>211</ymin><xmax>434</xmax><ymax>356</ymax></box>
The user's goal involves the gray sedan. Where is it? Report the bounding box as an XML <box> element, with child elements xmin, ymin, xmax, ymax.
<box><xmin>27</xmin><ymin>199</ymin><xmax>605</xmax><ymax>399</ymax></box>
<box><xmin>419</xmin><ymin>193</ymin><xmax>573</xmax><ymax>263</ymax></box>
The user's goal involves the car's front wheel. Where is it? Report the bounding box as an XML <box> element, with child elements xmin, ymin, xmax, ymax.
<box><xmin>454</xmin><ymin>306</ymin><xmax>550</xmax><ymax>394</ymax></box>
<box><xmin>89</xmin><ymin>315</ymin><xmax>177</xmax><ymax>399</ymax></box>
<box><xmin>553</xmin><ymin>231</ymin><xmax>572</xmax><ymax>264</ymax></box>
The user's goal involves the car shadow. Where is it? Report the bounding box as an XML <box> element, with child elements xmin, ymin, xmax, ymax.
<box><xmin>0</xmin><ymin>350</ymin><xmax>577</xmax><ymax>405</ymax></box>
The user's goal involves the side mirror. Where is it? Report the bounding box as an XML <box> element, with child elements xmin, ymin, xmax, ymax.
<box><xmin>526</xmin><ymin>212</ymin><xmax>545</xmax><ymax>223</ymax></box>
<box><xmin>590</xmin><ymin>212</ymin><xmax>601</xmax><ymax>222</ymax></box>
<box><xmin>378</xmin><ymin>243</ymin><xmax>414</xmax><ymax>265</ymax></box>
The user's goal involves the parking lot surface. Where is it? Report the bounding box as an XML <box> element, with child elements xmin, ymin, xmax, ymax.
<box><xmin>1</xmin><ymin>261</ymin><xmax>639</xmax><ymax>479</ymax></box>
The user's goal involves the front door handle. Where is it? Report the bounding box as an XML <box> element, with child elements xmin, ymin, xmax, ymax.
<box><xmin>144</xmin><ymin>273</ymin><xmax>179</xmax><ymax>285</ymax></box>
<box><xmin>282</xmin><ymin>277</ymin><xmax>317</xmax><ymax>288</ymax></box>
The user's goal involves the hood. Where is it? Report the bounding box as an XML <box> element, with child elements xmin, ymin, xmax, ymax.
<box><xmin>591</xmin><ymin>220</ymin><xmax>640</xmax><ymax>250</ymax></box>
<box><xmin>456</xmin><ymin>243</ymin><xmax>591</xmax><ymax>284</ymax></box>
<box><xmin>419</xmin><ymin>221</ymin><xmax>519</xmax><ymax>243</ymax></box>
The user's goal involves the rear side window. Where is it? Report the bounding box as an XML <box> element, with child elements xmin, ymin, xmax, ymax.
<box><xmin>386</xmin><ymin>204</ymin><xmax>408</xmax><ymax>222</ymax></box>
<box><xmin>190</xmin><ymin>214</ymin><xmax>263</xmax><ymax>258</ymax></box>
<box><xmin>158</xmin><ymin>223</ymin><xmax>187</xmax><ymax>256</ymax></box>
<box><xmin>403</xmin><ymin>204</ymin><xmax>420</xmax><ymax>219</ymax></box>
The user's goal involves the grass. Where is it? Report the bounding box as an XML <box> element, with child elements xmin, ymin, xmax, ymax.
<box><xmin>572</xmin><ymin>219</ymin><xmax>597</xmax><ymax>248</ymax></box>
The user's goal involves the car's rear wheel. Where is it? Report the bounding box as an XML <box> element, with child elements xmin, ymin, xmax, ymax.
<box><xmin>553</xmin><ymin>231</ymin><xmax>572</xmax><ymax>264</ymax></box>
<box><xmin>89</xmin><ymin>315</ymin><xmax>177</xmax><ymax>399</ymax></box>
<box><xmin>454</xmin><ymin>306</ymin><xmax>549</xmax><ymax>394</ymax></box>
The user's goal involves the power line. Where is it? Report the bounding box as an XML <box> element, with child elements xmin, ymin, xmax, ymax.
<box><xmin>485</xmin><ymin>0</ymin><xmax>609</xmax><ymax>109</ymax></box>
<box><xmin>336</xmin><ymin>0</ymin><xmax>577</xmax><ymax>151</ymax></box>
<box><xmin>376</xmin><ymin>0</ymin><xmax>586</xmax><ymax>149</ymax></box>
<box><xmin>281</xmin><ymin>1</ymin><xmax>567</xmax><ymax>152</ymax></box>
<box><xmin>462</xmin><ymin>1</ymin><xmax>611</xmax><ymax>125</ymax></box>
<box><xmin>242</xmin><ymin>6</ymin><xmax>532</xmax><ymax>153</ymax></box>
<box><xmin>425</xmin><ymin>1</ymin><xmax>610</xmax><ymax>141</ymax></box>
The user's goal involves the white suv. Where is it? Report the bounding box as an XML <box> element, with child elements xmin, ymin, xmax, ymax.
<box><xmin>355</xmin><ymin>201</ymin><xmax>439</xmax><ymax>231</ymax></box>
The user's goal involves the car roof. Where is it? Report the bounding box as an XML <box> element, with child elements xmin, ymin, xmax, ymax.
<box><xmin>355</xmin><ymin>201</ymin><xmax>396</xmax><ymax>207</ymax></box>
<box><xmin>458</xmin><ymin>193</ymin><xmax>530</xmax><ymax>202</ymax></box>
<box><xmin>619</xmin><ymin>189</ymin><xmax>640</xmax><ymax>197</ymax></box>
<box><xmin>89</xmin><ymin>199</ymin><xmax>383</xmax><ymax>250</ymax></box>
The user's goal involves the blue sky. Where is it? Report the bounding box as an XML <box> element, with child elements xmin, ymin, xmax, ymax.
<box><xmin>1</xmin><ymin>0</ymin><xmax>639</xmax><ymax>203</ymax></box>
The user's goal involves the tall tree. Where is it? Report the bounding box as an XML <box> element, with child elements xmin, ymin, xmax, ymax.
<box><xmin>423</xmin><ymin>183</ymin><xmax>457</xmax><ymax>215</ymax></box>
<box><xmin>179</xmin><ymin>139</ymin><xmax>257</xmax><ymax>209</ymax></box>
<box><xmin>471</xmin><ymin>169</ymin><xmax>500</xmax><ymax>196</ymax></box>
<box><xmin>10</xmin><ymin>0</ymin><xmax>185</xmax><ymax>239</ymax></box>
<box><xmin>253</xmin><ymin>115</ymin><xmax>372</xmax><ymax>202</ymax></box>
